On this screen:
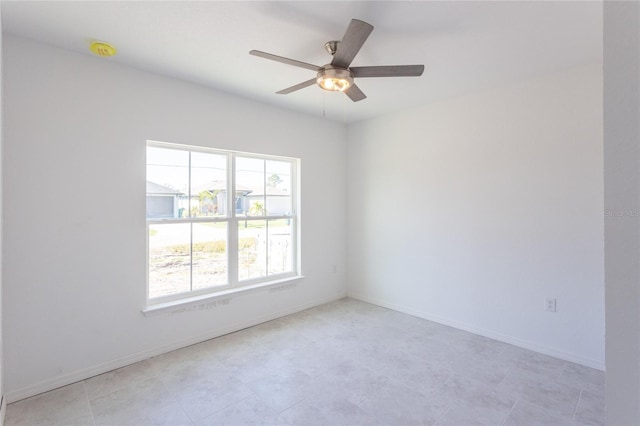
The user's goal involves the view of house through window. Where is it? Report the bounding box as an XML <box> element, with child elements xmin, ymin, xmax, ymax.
<box><xmin>146</xmin><ymin>142</ymin><xmax>298</xmax><ymax>303</ymax></box>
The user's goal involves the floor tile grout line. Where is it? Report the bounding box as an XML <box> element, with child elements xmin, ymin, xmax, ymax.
<box><xmin>572</xmin><ymin>389</ymin><xmax>584</xmax><ymax>421</ymax></box>
<box><xmin>495</xmin><ymin>364</ymin><xmax>513</xmax><ymax>389</ymax></box>
<box><xmin>195</xmin><ymin>391</ymin><xmax>261</xmax><ymax>424</ymax></box>
<box><xmin>159</xmin><ymin>373</ymin><xmax>199</xmax><ymax>425</ymax></box>
<box><xmin>81</xmin><ymin>381</ymin><xmax>97</xmax><ymax>426</ymax></box>
<box><xmin>501</xmin><ymin>397</ymin><xmax>519</xmax><ymax>426</ymax></box>
<box><xmin>556</xmin><ymin>361</ymin><xmax>568</xmax><ymax>381</ymax></box>
<box><xmin>270</xmin><ymin>393</ymin><xmax>308</xmax><ymax>416</ymax></box>
<box><xmin>275</xmin><ymin>393</ymin><xmax>310</xmax><ymax>418</ymax></box>
<box><xmin>431</xmin><ymin>404</ymin><xmax>451</xmax><ymax>426</ymax></box>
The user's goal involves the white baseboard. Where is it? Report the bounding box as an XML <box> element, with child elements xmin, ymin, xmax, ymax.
<box><xmin>6</xmin><ymin>292</ymin><xmax>347</xmax><ymax>403</ymax></box>
<box><xmin>348</xmin><ymin>292</ymin><xmax>605</xmax><ymax>371</ymax></box>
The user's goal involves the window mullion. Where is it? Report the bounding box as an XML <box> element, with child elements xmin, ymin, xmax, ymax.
<box><xmin>263</xmin><ymin>159</ymin><xmax>267</xmax><ymax>216</ymax></box>
<box><xmin>228</xmin><ymin>153</ymin><xmax>238</xmax><ymax>287</ymax></box>
<box><xmin>190</xmin><ymin>222</ymin><xmax>194</xmax><ymax>292</ymax></box>
<box><xmin>293</xmin><ymin>161</ymin><xmax>299</xmax><ymax>274</ymax></box>
<box><xmin>146</xmin><ymin>221</ymin><xmax>151</xmax><ymax>305</ymax></box>
<box><xmin>188</xmin><ymin>151</ymin><xmax>193</xmax><ymax>291</ymax></box>
<box><xmin>263</xmin><ymin>159</ymin><xmax>268</xmax><ymax>276</ymax></box>
<box><xmin>188</xmin><ymin>151</ymin><xmax>192</xmax><ymax>218</ymax></box>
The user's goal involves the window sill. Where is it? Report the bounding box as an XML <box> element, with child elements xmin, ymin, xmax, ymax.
<box><xmin>142</xmin><ymin>275</ymin><xmax>304</xmax><ymax>317</ymax></box>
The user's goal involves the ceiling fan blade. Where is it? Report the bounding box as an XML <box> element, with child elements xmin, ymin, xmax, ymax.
<box><xmin>250</xmin><ymin>50</ymin><xmax>321</xmax><ymax>72</ymax></box>
<box><xmin>351</xmin><ymin>65</ymin><xmax>425</xmax><ymax>78</ymax></box>
<box><xmin>276</xmin><ymin>78</ymin><xmax>317</xmax><ymax>94</ymax></box>
<box><xmin>331</xmin><ymin>19</ymin><xmax>374</xmax><ymax>68</ymax></box>
<box><xmin>344</xmin><ymin>84</ymin><xmax>367</xmax><ymax>102</ymax></box>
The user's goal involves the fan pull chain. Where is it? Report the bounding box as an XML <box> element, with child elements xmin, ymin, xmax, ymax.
<box><xmin>323</xmin><ymin>91</ymin><xmax>327</xmax><ymax>119</ymax></box>
<box><xmin>343</xmin><ymin>92</ymin><xmax>347</xmax><ymax>123</ymax></box>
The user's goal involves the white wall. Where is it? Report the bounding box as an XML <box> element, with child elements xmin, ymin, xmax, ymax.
<box><xmin>2</xmin><ymin>35</ymin><xmax>348</xmax><ymax>401</ymax></box>
<box><xmin>0</xmin><ymin>4</ymin><xmax>5</xmax><ymax>422</ymax></box>
<box><xmin>604</xmin><ymin>1</ymin><xmax>640</xmax><ymax>423</ymax></box>
<box><xmin>347</xmin><ymin>64</ymin><xmax>604</xmax><ymax>368</ymax></box>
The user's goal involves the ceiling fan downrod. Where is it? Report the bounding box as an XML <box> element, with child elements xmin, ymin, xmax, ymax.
<box><xmin>324</xmin><ymin>41</ymin><xmax>339</xmax><ymax>56</ymax></box>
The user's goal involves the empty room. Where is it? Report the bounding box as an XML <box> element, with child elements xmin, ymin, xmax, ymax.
<box><xmin>0</xmin><ymin>1</ymin><xmax>639</xmax><ymax>425</ymax></box>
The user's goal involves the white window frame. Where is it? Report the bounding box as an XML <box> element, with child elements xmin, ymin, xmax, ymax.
<box><xmin>145</xmin><ymin>140</ymin><xmax>300</xmax><ymax>309</ymax></box>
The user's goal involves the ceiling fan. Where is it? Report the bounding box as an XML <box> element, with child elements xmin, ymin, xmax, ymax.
<box><xmin>249</xmin><ymin>19</ymin><xmax>425</xmax><ymax>102</ymax></box>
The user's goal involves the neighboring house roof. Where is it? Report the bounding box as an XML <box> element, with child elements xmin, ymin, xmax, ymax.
<box><xmin>146</xmin><ymin>181</ymin><xmax>183</xmax><ymax>195</ymax></box>
<box><xmin>266</xmin><ymin>186</ymin><xmax>290</xmax><ymax>196</ymax></box>
<box><xmin>190</xmin><ymin>180</ymin><xmax>227</xmax><ymax>194</ymax></box>
<box><xmin>247</xmin><ymin>187</ymin><xmax>291</xmax><ymax>197</ymax></box>
<box><xmin>190</xmin><ymin>180</ymin><xmax>253</xmax><ymax>195</ymax></box>
<box><xmin>156</xmin><ymin>179</ymin><xmax>291</xmax><ymax>197</ymax></box>
<box><xmin>192</xmin><ymin>181</ymin><xmax>289</xmax><ymax>197</ymax></box>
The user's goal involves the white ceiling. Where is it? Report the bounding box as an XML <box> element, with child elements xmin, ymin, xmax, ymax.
<box><xmin>1</xmin><ymin>1</ymin><xmax>602</xmax><ymax>123</ymax></box>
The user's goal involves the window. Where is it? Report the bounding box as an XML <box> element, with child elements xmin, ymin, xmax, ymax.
<box><xmin>146</xmin><ymin>141</ymin><xmax>299</xmax><ymax>304</ymax></box>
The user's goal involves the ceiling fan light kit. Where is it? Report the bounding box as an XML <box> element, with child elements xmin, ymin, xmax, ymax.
<box><xmin>317</xmin><ymin>67</ymin><xmax>353</xmax><ymax>92</ymax></box>
<box><xmin>250</xmin><ymin>18</ymin><xmax>424</xmax><ymax>102</ymax></box>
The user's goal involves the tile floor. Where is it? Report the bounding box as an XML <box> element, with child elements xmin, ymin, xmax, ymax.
<box><xmin>6</xmin><ymin>298</ymin><xmax>605</xmax><ymax>426</ymax></box>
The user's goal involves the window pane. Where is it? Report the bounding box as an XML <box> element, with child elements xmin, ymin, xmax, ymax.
<box><xmin>146</xmin><ymin>147</ymin><xmax>189</xmax><ymax>219</ymax></box>
<box><xmin>236</xmin><ymin>157</ymin><xmax>265</xmax><ymax>217</ymax></box>
<box><xmin>147</xmin><ymin>144</ymin><xmax>298</xmax><ymax>302</ymax></box>
<box><xmin>148</xmin><ymin>223</ymin><xmax>190</xmax><ymax>298</ymax></box>
<box><xmin>192</xmin><ymin>222</ymin><xmax>228</xmax><ymax>289</ymax></box>
<box><xmin>190</xmin><ymin>152</ymin><xmax>227</xmax><ymax>218</ymax></box>
<box><xmin>238</xmin><ymin>219</ymin><xmax>266</xmax><ymax>280</ymax></box>
<box><xmin>266</xmin><ymin>160</ymin><xmax>292</xmax><ymax>216</ymax></box>
<box><xmin>268</xmin><ymin>218</ymin><xmax>293</xmax><ymax>275</ymax></box>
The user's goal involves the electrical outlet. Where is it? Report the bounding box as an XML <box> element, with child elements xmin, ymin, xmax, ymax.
<box><xmin>545</xmin><ymin>297</ymin><xmax>557</xmax><ymax>312</ymax></box>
